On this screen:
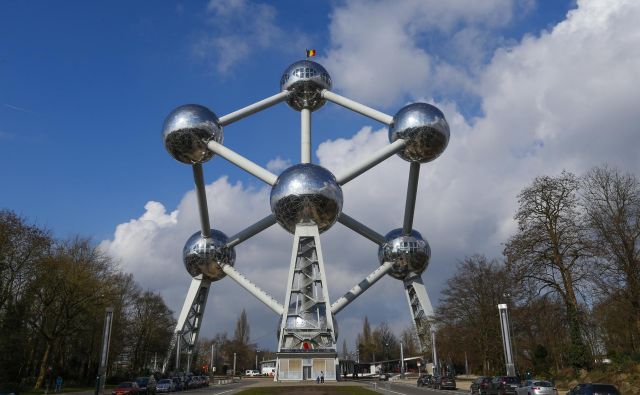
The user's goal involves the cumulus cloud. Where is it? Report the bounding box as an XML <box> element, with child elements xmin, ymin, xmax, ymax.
<box><xmin>321</xmin><ymin>0</ymin><xmax>524</xmax><ymax>107</ymax></box>
<box><xmin>102</xmin><ymin>0</ymin><xmax>640</xmax><ymax>351</ymax></box>
<box><xmin>266</xmin><ymin>156</ymin><xmax>292</xmax><ymax>173</ymax></box>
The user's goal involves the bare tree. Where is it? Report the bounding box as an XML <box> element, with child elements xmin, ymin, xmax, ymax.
<box><xmin>436</xmin><ymin>255</ymin><xmax>513</xmax><ymax>374</ymax></box>
<box><xmin>504</xmin><ymin>171</ymin><xmax>591</xmax><ymax>369</ymax></box>
<box><xmin>582</xmin><ymin>165</ymin><xmax>640</xmax><ymax>351</ymax></box>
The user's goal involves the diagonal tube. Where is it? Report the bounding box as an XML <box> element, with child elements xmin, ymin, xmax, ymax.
<box><xmin>226</xmin><ymin>214</ymin><xmax>277</xmax><ymax>248</ymax></box>
<box><xmin>321</xmin><ymin>90</ymin><xmax>394</xmax><ymax>125</ymax></box>
<box><xmin>207</xmin><ymin>141</ymin><xmax>278</xmax><ymax>185</ymax></box>
<box><xmin>221</xmin><ymin>264</ymin><xmax>284</xmax><ymax>316</ymax></box>
<box><xmin>335</xmin><ymin>139</ymin><xmax>406</xmax><ymax>185</ymax></box>
<box><xmin>192</xmin><ymin>164</ymin><xmax>211</xmax><ymax>238</ymax></box>
<box><xmin>219</xmin><ymin>91</ymin><xmax>290</xmax><ymax>126</ymax></box>
<box><xmin>331</xmin><ymin>261</ymin><xmax>393</xmax><ymax>314</ymax></box>
<box><xmin>338</xmin><ymin>212</ymin><xmax>386</xmax><ymax>245</ymax></box>
<box><xmin>402</xmin><ymin>162</ymin><xmax>421</xmax><ymax>235</ymax></box>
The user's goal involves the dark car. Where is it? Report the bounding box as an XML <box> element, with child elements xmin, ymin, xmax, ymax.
<box><xmin>433</xmin><ymin>375</ymin><xmax>457</xmax><ymax>390</ymax></box>
<box><xmin>566</xmin><ymin>384</ymin><xmax>620</xmax><ymax>395</ymax></box>
<box><xmin>135</xmin><ymin>377</ymin><xmax>156</xmax><ymax>395</ymax></box>
<box><xmin>471</xmin><ymin>376</ymin><xmax>493</xmax><ymax>395</ymax></box>
<box><xmin>379</xmin><ymin>372</ymin><xmax>392</xmax><ymax>381</ymax></box>
<box><xmin>488</xmin><ymin>376</ymin><xmax>521</xmax><ymax>395</ymax></box>
<box><xmin>417</xmin><ymin>374</ymin><xmax>434</xmax><ymax>387</ymax></box>
<box><xmin>170</xmin><ymin>378</ymin><xmax>183</xmax><ymax>392</ymax></box>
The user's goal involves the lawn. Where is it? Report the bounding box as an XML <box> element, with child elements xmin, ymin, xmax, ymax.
<box><xmin>235</xmin><ymin>385</ymin><xmax>379</xmax><ymax>394</ymax></box>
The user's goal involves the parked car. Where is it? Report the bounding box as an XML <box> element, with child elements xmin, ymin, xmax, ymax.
<box><xmin>488</xmin><ymin>376</ymin><xmax>521</xmax><ymax>395</ymax></box>
<box><xmin>516</xmin><ymin>380</ymin><xmax>557</xmax><ymax>395</ymax></box>
<box><xmin>417</xmin><ymin>374</ymin><xmax>434</xmax><ymax>387</ymax></box>
<box><xmin>471</xmin><ymin>376</ymin><xmax>494</xmax><ymax>395</ymax></box>
<box><xmin>170</xmin><ymin>377</ymin><xmax>183</xmax><ymax>392</ymax></box>
<box><xmin>566</xmin><ymin>384</ymin><xmax>620</xmax><ymax>395</ymax></box>
<box><xmin>433</xmin><ymin>375</ymin><xmax>457</xmax><ymax>390</ymax></box>
<box><xmin>135</xmin><ymin>377</ymin><xmax>156</xmax><ymax>395</ymax></box>
<box><xmin>112</xmin><ymin>382</ymin><xmax>141</xmax><ymax>395</ymax></box>
<box><xmin>156</xmin><ymin>379</ymin><xmax>175</xmax><ymax>393</ymax></box>
<box><xmin>379</xmin><ymin>372</ymin><xmax>392</xmax><ymax>381</ymax></box>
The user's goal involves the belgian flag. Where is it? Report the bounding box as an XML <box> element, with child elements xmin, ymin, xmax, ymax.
<box><xmin>306</xmin><ymin>49</ymin><xmax>317</xmax><ymax>58</ymax></box>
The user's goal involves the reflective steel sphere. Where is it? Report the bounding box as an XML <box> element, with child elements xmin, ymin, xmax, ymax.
<box><xmin>270</xmin><ymin>164</ymin><xmax>343</xmax><ymax>234</ymax></box>
<box><xmin>389</xmin><ymin>103</ymin><xmax>450</xmax><ymax>163</ymax></box>
<box><xmin>183</xmin><ymin>229</ymin><xmax>235</xmax><ymax>281</ymax></box>
<box><xmin>280</xmin><ymin>60</ymin><xmax>332</xmax><ymax>111</ymax></box>
<box><xmin>162</xmin><ymin>104</ymin><xmax>223</xmax><ymax>164</ymax></box>
<box><xmin>378</xmin><ymin>228</ymin><xmax>431</xmax><ymax>280</ymax></box>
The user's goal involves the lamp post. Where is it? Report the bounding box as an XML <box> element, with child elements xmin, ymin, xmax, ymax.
<box><xmin>256</xmin><ymin>349</ymin><xmax>260</xmax><ymax>371</ymax></box>
<box><xmin>498</xmin><ymin>303</ymin><xmax>515</xmax><ymax>376</ymax></box>
<box><xmin>400</xmin><ymin>340</ymin><xmax>405</xmax><ymax>379</ymax></box>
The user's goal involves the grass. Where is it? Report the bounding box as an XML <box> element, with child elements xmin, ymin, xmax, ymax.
<box><xmin>234</xmin><ymin>386</ymin><xmax>379</xmax><ymax>395</ymax></box>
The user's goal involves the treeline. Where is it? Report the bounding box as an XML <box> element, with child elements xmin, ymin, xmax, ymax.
<box><xmin>433</xmin><ymin>165</ymin><xmax>640</xmax><ymax>376</ymax></box>
<box><xmin>0</xmin><ymin>211</ymin><xmax>175</xmax><ymax>390</ymax></box>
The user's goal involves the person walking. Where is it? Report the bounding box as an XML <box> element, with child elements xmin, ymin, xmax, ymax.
<box><xmin>55</xmin><ymin>376</ymin><xmax>63</xmax><ymax>392</ymax></box>
<box><xmin>320</xmin><ymin>371</ymin><xmax>324</xmax><ymax>383</ymax></box>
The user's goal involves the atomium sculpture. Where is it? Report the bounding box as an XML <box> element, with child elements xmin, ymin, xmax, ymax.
<box><xmin>160</xmin><ymin>59</ymin><xmax>450</xmax><ymax>380</ymax></box>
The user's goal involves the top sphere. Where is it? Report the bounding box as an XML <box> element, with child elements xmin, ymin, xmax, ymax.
<box><xmin>389</xmin><ymin>103</ymin><xmax>450</xmax><ymax>163</ymax></box>
<box><xmin>270</xmin><ymin>164</ymin><xmax>343</xmax><ymax>234</ymax></box>
<box><xmin>162</xmin><ymin>104</ymin><xmax>223</xmax><ymax>164</ymax></box>
<box><xmin>378</xmin><ymin>228</ymin><xmax>431</xmax><ymax>280</ymax></box>
<box><xmin>280</xmin><ymin>60</ymin><xmax>332</xmax><ymax>111</ymax></box>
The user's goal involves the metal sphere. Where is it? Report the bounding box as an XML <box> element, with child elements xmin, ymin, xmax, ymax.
<box><xmin>280</xmin><ymin>60</ymin><xmax>332</xmax><ymax>111</ymax></box>
<box><xmin>162</xmin><ymin>104</ymin><xmax>223</xmax><ymax>164</ymax></box>
<box><xmin>270</xmin><ymin>164</ymin><xmax>343</xmax><ymax>234</ymax></box>
<box><xmin>183</xmin><ymin>229</ymin><xmax>235</xmax><ymax>281</ymax></box>
<box><xmin>378</xmin><ymin>228</ymin><xmax>431</xmax><ymax>280</ymax></box>
<box><xmin>389</xmin><ymin>102</ymin><xmax>450</xmax><ymax>163</ymax></box>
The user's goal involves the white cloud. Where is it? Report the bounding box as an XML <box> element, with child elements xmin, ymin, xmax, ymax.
<box><xmin>266</xmin><ymin>156</ymin><xmax>292</xmax><ymax>173</ymax></box>
<box><xmin>103</xmin><ymin>0</ymin><xmax>640</xmax><ymax>352</ymax></box>
<box><xmin>321</xmin><ymin>0</ymin><xmax>522</xmax><ymax>107</ymax></box>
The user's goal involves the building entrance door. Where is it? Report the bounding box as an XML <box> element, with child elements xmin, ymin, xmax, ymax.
<box><xmin>303</xmin><ymin>366</ymin><xmax>311</xmax><ymax>380</ymax></box>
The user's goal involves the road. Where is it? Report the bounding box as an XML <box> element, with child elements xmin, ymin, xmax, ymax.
<box><xmin>174</xmin><ymin>380</ymin><xmax>255</xmax><ymax>395</ymax></box>
<box><xmin>365</xmin><ymin>380</ymin><xmax>470</xmax><ymax>395</ymax></box>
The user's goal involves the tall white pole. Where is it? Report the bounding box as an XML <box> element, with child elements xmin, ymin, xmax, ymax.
<box><xmin>97</xmin><ymin>307</ymin><xmax>113</xmax><ymax>395</ymax></box>
<box><xmin>498</xmin><ymin>304</ymin><xmax>516</xmax><ymax>376</ymax></box>
<box><xmin>233</xmin><ymin>352</ymin><xmax>237</xmax><ymax>376</ymax></box>
<box><xmin>210</xmin><ymin>343</ymin><xmax>214</xmax><ymax>373</ymax></box>
<box><xmin>400</xmin><ymin>341</ymin><xmax>405</xmax><ymax>379</ymax></box>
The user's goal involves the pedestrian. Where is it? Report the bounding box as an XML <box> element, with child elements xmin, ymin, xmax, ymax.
<box><xmin>316</xmin><ymin>375</ymin><xmax>320</xmax><ymax>384</ymax></box>
<box><xmin>55</xmin><ymin>376</ymin><xmax>63</xmax><ymax>392</ymax></box>
<box><xmin>320</xmin><ymin>371</ymin><xmax>324</xmax><ymax>383</ymax></box>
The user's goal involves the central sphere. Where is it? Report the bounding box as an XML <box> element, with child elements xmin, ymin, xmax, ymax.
<box><xmin>270</xmin><ymin>164</ymin><xmax>343</xmax><ymax>234</ymax></box>
<box><xmin>280</xmin><ymin>60</ymin><xmax>332</xmax><ymax>111</ymax></box>
<box><xmin>183</xmin><ymin>229</ymin><xmax>235</xmax><ymax>282</ymax></box>
<box><xmin>378</xmin><ymin>229</ymin><xmax>431</xmax><ymax>280</ymax></box>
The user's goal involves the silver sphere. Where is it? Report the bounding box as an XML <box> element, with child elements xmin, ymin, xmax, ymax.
<box><xmin>280</xmin><ymin>60</ymin><xmax>332</xmax><ymax>111</ymax></box>
<box><xmin>378</xmin><ymin>228</ymin><xmax>431</xmax><ymax>280</ymax></box>
<box><xmin>183</xmin><ymin>229</ymin><xmax>235</xmax><ymax>281</ymax></box>
<box><xmin>389</xmin><ymin>103</ymin><xmax>450</xmax><ymax>163</ymax></box>
<box><xmin>162</xmin><ymin>104</ymin><xmax>223</xmax><ymax>164</ymax></box>
<box><xmin>270</xmin><ymin>164</ymin><xmax>343</xmax><ymax>234</ymax></box>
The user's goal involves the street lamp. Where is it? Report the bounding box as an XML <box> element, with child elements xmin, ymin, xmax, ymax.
<box><xmin>256</xmin><ymin>349</ymin><xmax>260</xmax><ymax>371</ymax></box>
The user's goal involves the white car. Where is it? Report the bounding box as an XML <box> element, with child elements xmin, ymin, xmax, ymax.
<box><xmin>516</xmin><ymin>380</ymin><xmax>558</xmax><ymax>395</ymax></box>
<box><xmin>245</xmin><ymin>370</ymin><xmax>260</xmax><ymax>376</ymax></box>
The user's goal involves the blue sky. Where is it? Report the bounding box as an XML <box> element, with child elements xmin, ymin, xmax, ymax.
<box><xmin>3</xmin><ymin>0</ymin><xmax>639</xmax><ymax>352</ymax></box>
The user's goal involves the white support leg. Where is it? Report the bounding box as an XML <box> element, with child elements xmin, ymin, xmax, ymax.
<box><xmin>192</xmin><ymin>164</ymin><xmax>211</xmax><ymax>238</ymax></box>
<box><xmin>207</xmin><ymin>141</ymin><xmax>278</xmax><ymax>185</ymax></box>
<box><xmin>219</xmin><ymin>91</ymin><xmax>290</xmax><ymax>126</ymax></box>
<box><xmin>221</xmin><ymin>264</ymin><xmax>284</xmax><ymax>316</ymax></box>
<box><xmin>162</xmin><ymin>277</ymin><xmax>211</xmax><ymax>373</ymax></box>
<box><xmin>321</xmin><ymin>90</ymin><xmax>393</xmax><ymax>125</ymax></box>
<box><xmin>337</xmin><ymin>213</ymin><xmax>386</xmax><ymax>245</ymax></box>
<box><xmin>402</xmin><ymin>162</ymin><xmax>420</xmax><ymax>235</ymax></box>
<box><xmin>335</xmin><ymin>139</ymin><xmax>406</xmax><ymax>185</ymax></box>
<box><xmin>331</xmin><ymin>261</ymin><xmax>393</xmax><ymax>314</ymax></box>
<box><xmin>301</xmin><ymin>109</ymin><xmax>311</xmax><ymax>163</ymax></box>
